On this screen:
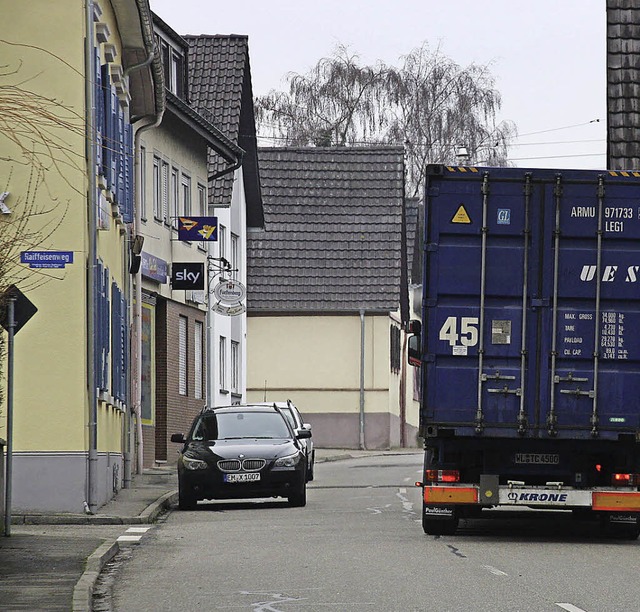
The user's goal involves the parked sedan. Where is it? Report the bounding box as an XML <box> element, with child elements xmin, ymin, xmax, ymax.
<box><xmin>171</xmin><ymin>405</ymin><xmax>311</xmax><ymax>510</ymax></box>
<box><xmin>256</xmin><ymin>401</ymin><xmax>315</xmax><ymax>481</ymax></box>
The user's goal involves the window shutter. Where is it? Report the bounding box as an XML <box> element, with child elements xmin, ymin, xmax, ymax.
<box><xmin>161</xmin><ymin>162</ymin><xmax>169</xmax><ymax>223</ymax></box>
<box><xmin>94</xmin><ymin>51</ymin><xmax>103</xmax><ymax>172</ymax></box>
<box><xmin>179</xmin><ymin>316</ymin><xmax>187</xmax><ymax>395</ymax></box>
<box><xmin>194</xmin><ymin>321</ymin><xmax>203</xmax><ymax>399</ymax></box>
<box><xmin>123</xmin><ymin>123</ymin><xmax>133</xmax><ymax>223</ymax></box>
<box><xmin>101</xmin><ymin>65</ymin><xmax>111</xmax><ymax>183</ymax></box>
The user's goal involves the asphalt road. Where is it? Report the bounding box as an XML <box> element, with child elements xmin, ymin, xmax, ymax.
<box><xmin>102</xmin><ymin>453</ymin><xmax>640</xmax><ymax>612</ymax></box>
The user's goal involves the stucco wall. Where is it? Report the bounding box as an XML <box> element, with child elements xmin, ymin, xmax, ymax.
<box><xmin>246</xmin><ymin>313</ymin><xmax>406</xmax><ymax>449</ymax></box>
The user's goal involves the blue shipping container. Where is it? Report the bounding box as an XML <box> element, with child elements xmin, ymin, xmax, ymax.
<box><xmin>421</xmin><ymin>165</ymin><xmax>640</xmax><ymax>441</ymax></box>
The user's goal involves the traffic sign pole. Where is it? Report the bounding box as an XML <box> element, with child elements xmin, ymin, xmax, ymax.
<box><xmin>4</xmin><ymin>296</ymin><xmax>15</xmax><ymax>536</ymax></box>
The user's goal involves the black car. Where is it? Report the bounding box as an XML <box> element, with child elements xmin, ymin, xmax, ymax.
<box><xmin>170</xmin><ymin>405</ymin><xmax>311</xmax><ymax>510</ymax></box>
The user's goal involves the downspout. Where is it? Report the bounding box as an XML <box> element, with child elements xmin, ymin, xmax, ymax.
<box><xmin>85</xmin><ymin>0</ymin><xmax>98</xmax><ymax>513</ymax></box>
<box><xmin>131</xmin><ymin>117</ymin><xmax>158</xmax><ymax>477</ymax></box>
<box><xmin>359</xmin><ymin>308</ymin><xmax>366</xmax><ymax>450</ymax></box>
<box><xmin>123</xmin><ymin>52</ymin><xmax>158</xmax><ymax>485</ymax></box>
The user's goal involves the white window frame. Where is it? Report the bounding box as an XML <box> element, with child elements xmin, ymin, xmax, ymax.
<box><xmin>219</xmin><ymin>224</ymin><xmax>227</xmax><ymax>264</ymax></box>
<box><xmin>231</xmin><ymin>340</ymin><xmax>239</xmax><ymax>394</ymax></box>
<box><xmin>161</xmin><ymin>160</ymin><xmax>169</xmax><ymax>224</ymax></box>
<box><xmin>153</xmin><ymin>155</ymin><xmax>161</xmax><ymax>220</ymax></box>
<box><xmin>171</xmin><ymin>167</ymin><xmax>179</xmax><ymax>229</ymax></box>
<box><xmin>231</xmin><ymin>233</ymin><xmax>239</xmax><ymax>280</ymax></box>
<box><xmin>182</xmin><ymin>173</ymin><xmax>191</xmax><ymax>217</ymax></box>
<box><xmin>140</xmin><ymin>146</ymin><xmax>147</xmax><ymax>221</ymax></box>
<box><xmin>219</xmin><ymin>336</ymin><xmax>227</xmax><ymax>392</ymax></box>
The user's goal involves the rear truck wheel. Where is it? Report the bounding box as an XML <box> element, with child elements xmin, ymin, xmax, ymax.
<box><xmin>288</xmin><ymin>476</ymin><xmax>307</xmax><ymax>507</ymax></box>
<box><xmin>422</xmin><ymin>503</ymin><xmax>458</xmax><ymax>535</ymax></box>
<box><xmin>178</xmin><ymin>485</ymin><xmax>197</xmax><ymax>511</ymax></box>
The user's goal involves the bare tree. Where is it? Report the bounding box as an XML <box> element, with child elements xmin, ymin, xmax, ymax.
<box><xmin>256</xmin><ymin>43</ymin><xmax>517</xmax><ymax>196</ymax></box>
<box><xmin>0</xmin><ymin>42</ymin><xmax>76</xmax><ymax>402</ymax></box>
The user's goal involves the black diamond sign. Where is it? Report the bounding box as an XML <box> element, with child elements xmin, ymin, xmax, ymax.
<box><xmin>0</xmin><ymin>285</ymin><xmax>37</xmax><ymax>335</ymax></box>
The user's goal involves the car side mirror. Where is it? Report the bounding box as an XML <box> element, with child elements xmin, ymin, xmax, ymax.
<box><xmin>302</xmin><ymin>423</ymin><xmax>312</xmax><ymax>433</ymax></box>
<box><xmin>170</xmin><ymin>433</ymin><xmax>185</xmax><ymax>443</ymax></box>
<box><xmin>296</xmin><ymin>429</ymin><xmax>312</xmax><ymax>439</ymax></box>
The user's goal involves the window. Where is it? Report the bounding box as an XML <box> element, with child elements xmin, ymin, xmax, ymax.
<box><xmin>161</xmin><ymin>160</ymin><xmax>169</xmax><ymax>224</ymax></box>
<box><xmin>179</xmin><ymin>316</ymin><xmax>187</xmax><ymax>395</ymax></box>
<box><xmin>231</xmin><ymin>341</ymin><xmax>239</xmax><ymax>394</ymax></box>
<box><xmin>182</xmin><ymin>174</ymin><xmax>191</xmax><ymax>217</ymax></box>
<box><xmin>219</xmin><ymin>224</ymin><xmax>227</xmax><ymax>263</ymax></box>
<box><xmin>153</xmin><ymin>156</ymin><xmax>161</xmax><ymax>220</ymax></box>
<box><xmin>230</xmin><ymin>233</ymin><xmax>239</xmax><ymax>280</ymax></box>
<box><xmin>171</xmin><ymin>167</ymin><xmax>179</xmax><ymax>228</ymax></box>
<box><xmin>140</xmin><ymin>146</ymin><xmax>147</xmax><ymax>220</ymax></box>
<box><xmin>219</xmin><ymin>336</ymin><xmax>227</xmax><ymax>391</ymax></box>
<box><xmin>390</xmin><ymin>324</ymin><xmax>401</xmax><ymax>373</ymax></box>
<box><xmin>198</xmin><ymin>184</ymin><xmax>207</xmax><ymax>216</ymax></box>
<box><xmin>194</xmin><ymin>321</ymin><xmax>203</xmax><ymax>400</ymax></box>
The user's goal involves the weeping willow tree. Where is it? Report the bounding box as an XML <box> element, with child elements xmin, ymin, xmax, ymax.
<box><xmin>256</xmin><ymin>44</ymin><xmax>517</xmax><ymax>197</ymax></box>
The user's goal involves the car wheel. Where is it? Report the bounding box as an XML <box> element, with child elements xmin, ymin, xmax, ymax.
<box><xmin>306</xmin><ymin>451</ymin><xmax>315</xmax><ymax>482</ymax></box>
<box><xmin>288</xmin><ymin>476</ymin><xmax>307</xmax><ymax>507</ymax></box>
<box><xmin>178</xmin><ymin>485</ymin><xmax>197</xmax><ymax>511</ymax></box>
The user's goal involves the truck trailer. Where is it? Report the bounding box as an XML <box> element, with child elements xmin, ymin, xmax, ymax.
<box><xmin>409</xmin><ymin>164</ymin><xmax>640</xmax><ymax>538</ymax></box>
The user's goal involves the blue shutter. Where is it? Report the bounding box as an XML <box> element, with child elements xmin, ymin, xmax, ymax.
<box><xmin>103</xmin><ymin>267</ymin><xmax>110</xmax><ymax>391</ymax></box>
<box><xmin>111</xmin><ymin>282</ymin><xmax>119</xmax><ymax>398</ymax></box>
<box><xmin>123</xmin><ymin>123</ymin><xmax>133</xmax><ymax>223</ymax></box>
<box><xmin>101</xmin><ymin>66</ymin><xmax>111</xmax><ymax>185</ymax></box>
<box><xmin>117</xmin><ymin>107</ymin><xmax>125</xmax><ymax>212</ymax></box>
<box><xmin>94</xmin><ymin>50</ymin><xmax>103</xmax><ymax>173</ymax></box>
<box><xmin>94</xmin><ymin>259</ymin><xmax>102</xmax><ymax>392</ymax></box>
<box><xmin>110</xmin><ymin>86</ymin><xmax>118</xmax><ymax>194</ymax></box>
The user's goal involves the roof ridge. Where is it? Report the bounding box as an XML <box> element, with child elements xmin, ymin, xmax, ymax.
<box><xmin>183</xmin><ymin>33</ymin><xmax>249</xmax><ymax>40</ymax></box>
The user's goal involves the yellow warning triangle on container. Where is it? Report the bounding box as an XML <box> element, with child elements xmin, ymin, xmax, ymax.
<box><xmin>451</xmin><ymin>205</ymin><xmax>472</xmax><ymax>224</ymax></box>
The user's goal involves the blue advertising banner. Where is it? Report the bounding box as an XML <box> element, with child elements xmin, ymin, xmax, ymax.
<box><xmin>21</xmin><ymin>251</ymin><xmax>74</xmax><ymax>269</ymax></box>
<box><xmin>141</xmin><ymin>252</ymin><xmax>168</xmax><ymax>283</ymax></box>
<box><xmin>178</xmin><ymin>216</ymin><xmax>218</xmax><ymax>242</ymax></box>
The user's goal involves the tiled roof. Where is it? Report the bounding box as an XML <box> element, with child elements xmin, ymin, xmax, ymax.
<box><xmin>185</xmin><ymin>35</ymin><xmax>263</xmax><ymax>225</ymax></box>
<box><xmin>607</xmin><ymin>0</ymin><xmax>640</xmax><ymax>168</ymax></box>
<box><xmin>248</xmin><ymin>147</ymin><xmax>407</xmax><ymax>313</ymax></box>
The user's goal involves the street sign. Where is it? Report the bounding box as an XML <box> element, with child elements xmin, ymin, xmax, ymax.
<box><xmin>171</xmin><ymin>262</ymin><xmax>205</xmax><ymax>290</ymax></box>
<box><xmin>212</xmin><ymin>302</ymin><xmax>246</xmax><ymax>316</ymax></box>
<box><xmin>0</xmin><ymin>285</ymin><xmax>37</xmax><ymax>335</ymax></box>
<box><xmin>20</xmin><ymin>251</ymin><xmax>74</xmax><ymax>269</ymax></box>
<box><xmin>178</xmin><ymin>216</ymin><xmax>218</xmax><ymax>242</ymax></box>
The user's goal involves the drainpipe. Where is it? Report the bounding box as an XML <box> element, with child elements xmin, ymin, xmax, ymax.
<box><xmin>359</xmin><ymin>308</ymin><xmax>366</xmax><ymax>450</ymax></box>
<box><xmin>130</xmin><ymin>114</ymin><xmax>163</xmax><ymax>478</ymax></box>
<box><xmin>85</xmin><ymin>0</ymin><xmax>99</xmax><ymax>513</ymax></box>
<box><xmin>124</xmin><ymin>52</ymin><xmax>159</xmax><ymax>485</ymax></box>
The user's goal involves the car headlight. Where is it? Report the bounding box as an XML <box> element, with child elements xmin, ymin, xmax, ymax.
<box><xmin>274</xmin><ymin>452</ymin><xmax>301</xmax><ymax>468</ymax></box>
<box><xmin>182</xmin><ymin>454</ymin><xmax>208</xmax><ymax>470</ymax></box>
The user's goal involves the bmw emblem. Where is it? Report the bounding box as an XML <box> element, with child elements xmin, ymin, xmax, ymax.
<box><xmin>239</xmin><ymin>454</ymin><xmax>245</xmax><ymax>459</ymax></box>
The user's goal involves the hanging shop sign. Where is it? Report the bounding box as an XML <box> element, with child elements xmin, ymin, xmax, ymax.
<box><xmin>171</xmin><ymin>262</ymin><xmax>205</xmax><ymax>290</ymax></box>
<box><xmin>213</xmin><ymin>279</ymin><xmax>246</xmax><ymax>304</ymax></box>
<box><xmin>177</xmin><ymin>216</ymin><xmax>218</xmax><ymax>242</ymax></box>
<box><xmin>212</xmin><ymin>301</ymin><xmax>246</xmax><ymax>316</ymax></box>
<box><xmin>141</xmin><ymin>252</ymin><xmax>168</xmax><ymax>283</ymax></box>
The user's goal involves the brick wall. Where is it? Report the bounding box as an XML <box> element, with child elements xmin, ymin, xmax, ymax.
<box><xmin>153</xmin><ymin>298</ymin><xmax>206</xmax><ymax>465</ymax></box>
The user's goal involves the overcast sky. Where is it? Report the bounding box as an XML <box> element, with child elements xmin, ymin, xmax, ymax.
<box><xmin>150</xmin><ymin>0</ymin><xmax>607</xmax><ymax>170</ymax></box>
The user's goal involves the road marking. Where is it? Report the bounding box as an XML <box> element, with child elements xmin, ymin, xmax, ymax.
<box><xmin>396</xmin><ymin>489</ymin><xmax>415</xmax><ymax>515</ymax></box>
<box><xmin>482</xmin><ymin>565</ymin><xmax>508</xmax><ymax>576</ymax></box>
<box><xmin>556</xmin><ymin>605</ymin><xmax>588</xmax><ymax>612</ymax></box>
<box><xmin>126</xmin><ymin>527</ymin><xmax>151</xmax><ymax>533</ymax></box>
<box><xmin>117</xmin><ymin>535</ymin><xmax>143</xmax><ymax>543</ymax></box>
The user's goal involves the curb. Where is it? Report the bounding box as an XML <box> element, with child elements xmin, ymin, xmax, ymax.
<box><xmin>72</xmin><ymin>540</ymin><xmax>120</xmax><ymax>612</ymax></box>
<box><xmin>70</xmin><ymin>489</ymin><xmax>178</xmax><ymax>611</ymax></box>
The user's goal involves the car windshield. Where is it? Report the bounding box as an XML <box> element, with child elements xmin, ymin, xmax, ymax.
<box><xmin>192</xmin><ymin>411</ymin><xmax>291</xmax><ymax>441</ymax></box>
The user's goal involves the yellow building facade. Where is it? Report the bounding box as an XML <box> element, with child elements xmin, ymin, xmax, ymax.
<box><xmin>0</xmin><ymin>0</ymin><xmax>162</xmax><ymax>512</ymax></box>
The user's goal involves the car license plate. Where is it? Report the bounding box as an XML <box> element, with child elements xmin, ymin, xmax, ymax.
<box><xmin>514</xmin><ymin>453</ymin><xmax>560</xmax><ymax>465</ymax></box>
<box><xmin>224</xmin><ymin>473</ymin><xmax>260</xmax><ymax>483</ymax></box>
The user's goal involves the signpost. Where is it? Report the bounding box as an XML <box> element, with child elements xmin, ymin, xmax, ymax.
<box><xmin>0</xmin><ymin>285</ymin><xmax>37</xmax><ymax>536</ymax></box>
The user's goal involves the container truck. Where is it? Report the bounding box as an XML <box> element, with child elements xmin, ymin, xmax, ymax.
<box><xmin>408</xmin><ymin>164</ymin><xmax>640</xmax><ymax>538</ymax></box>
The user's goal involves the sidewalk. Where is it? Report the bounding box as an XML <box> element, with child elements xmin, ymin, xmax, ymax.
<box><xmin>0</xmin><ymin>448</ymin><xmax>419</xmax><ymax>611</ymax></box>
